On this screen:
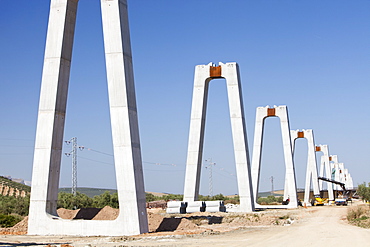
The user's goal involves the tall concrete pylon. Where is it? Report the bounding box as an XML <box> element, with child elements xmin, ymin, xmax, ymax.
<box><xmin>28</xmin><ymin>0</ymin><xmax>148</xmax><ymax>236</ymax></box>
<box><xmin>329</xmin><ymin>155</ymin><xmax>340</xmax><ymax>190</ymax></box>
<box><xmin>251</xmin><ymin>105</ymin><xmax>298</xmax><ymax>209</ymax></box>
<box><xmin>345</xmin><ymin>171</ymin><xmax>354</xmax><ymax>189</ymax></box>
<box><xmin>316</xmin><ymin>145</ymin><xmax>334</xmax><ymax>201</ymax></box>
<box><xmin>290</xmin><ymin>129</ymin><xmax>320</xmax><ymax>204</ymax></box>
<box><xmin>338</xmin><ymin>163</ymin><xmax>345</xmax><ymax>188</ymax></box>
<box><xmin>183</xmin><ymin>62</ymin><xmax>254</xmax><ymax>212</ymax></box>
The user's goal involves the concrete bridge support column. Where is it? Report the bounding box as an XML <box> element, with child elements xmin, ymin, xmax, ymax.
<box><xmin>183</xmin><ymin>62</ymin><xmax>254</xmax><ymax>212</ymax></box>
<box><xmin>28</xmin><ymin>0</ymin><xmax>148</xmax><ymax>236</ymax></box>
<box><xmin>316</xmin><ymin>145</ymin><xmax>334</xmax><ymax>201</ymax></box>
<box><xmin>290</xmin><ymin>129</ymin><xmax>320</xmax><ymax>204</ymax></box>
<box><xmin>251</xmin><ymin>105</ymin><xmax>298</xmax><ymax>209</ymax></box>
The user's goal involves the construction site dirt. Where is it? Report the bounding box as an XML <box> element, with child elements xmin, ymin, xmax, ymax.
<box><xmin>0</xmin><ymin>201</ymin><xmax>369</xmax><ymax>246</ymax></box>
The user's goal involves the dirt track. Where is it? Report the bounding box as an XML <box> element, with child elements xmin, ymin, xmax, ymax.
<box><xmin>0</xmin><ymin>202</ymin><xmax>369</xmax><ymax>246</ymax></box>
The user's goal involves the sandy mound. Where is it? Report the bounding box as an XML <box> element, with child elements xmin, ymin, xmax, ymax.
<box><xmin>57</xmin><ymin>208</ymin><xmax>79</xmax><ymax>219</ymax></box>
<box><xmin>92</xmin><ymin>206</ymin><xmax>119</xmax><ymax>220</ymax></box>
<box><xmin>57</xmin><ymin>207</ymin><xmax>118</xmax><ymax>220</ymax></box>
<box><xmin>176</xmin><ymin>218</ymin><xmax>200</xmax><ymax>231</ymax></box>
<box><xmin>148</xmin><ymin>212</ymin><xmax>164</xmax><ymax>232</ymax></box>
<box><xmin>156</xmin><ymin>217</ymin><xmax>200</xmax><ymax>232</ymax></box>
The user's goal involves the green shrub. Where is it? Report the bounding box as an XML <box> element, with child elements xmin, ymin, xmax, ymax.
<box><xmin>0</xmin><ymin>214</ymin><xmax>23</xmax><ymax>227</ymax></box>
<box><xmin>0</xmin><ymin>195</ymin><xmax>30</xmax><ymax>216</ymax></box>
<box><xmin>58</xmin><ymin>192</ymin><xmax>93</xmax><ymax>209</ymax></box>
<box><xmin>357</xmin><ymin>182</ymin><xmax>370</xmax><ymax>203</ymax></box>
<box><xmin>258</xmin><ymin>195</ymin><xmax>282</xmax><ymax>205</ymax></box>
<box><xmin>347</xmin><ymin>205</ymin><xmax>367</xmax><ymax>221</ymax></box>
<box><xmin>92</xmin><ymin>191</ymin><xmax>119</xmax><ymax>209</ymax></box>
<box><xmin>347</xmin><ymin>205</ymin><xmax>370</xmax><ymax>228</ymax></box>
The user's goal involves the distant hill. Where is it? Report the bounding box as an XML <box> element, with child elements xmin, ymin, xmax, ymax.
<box><xmin>0</xmin><ymin>176</ymin><xmax>30</xmax><ymax>197</ymax></box>
<box><xmin>57</xmin><ymin>187</ymin><xmax>286</xmax><ymax>198</ymax></box>
<box><xmin>59</xmin><ymin>187</ymin><xmax>117</xmax><ymax>198</ymax></box>
<box><xmin>58</xmin><ymin>188</ymin><xmax>172</xmax><ymax>198</ymax></box>
<box><xmin>258</xmin><ymin>191</ymin><xmax>284</xmax><ymax>197</ymax></box>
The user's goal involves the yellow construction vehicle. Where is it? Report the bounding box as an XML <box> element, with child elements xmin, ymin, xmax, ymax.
<box><xmin>311</xmin><ymin>195</ymin><xmax>328</xmax><ymax>206</ymax></box>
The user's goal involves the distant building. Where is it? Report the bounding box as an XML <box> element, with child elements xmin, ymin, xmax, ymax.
<box><xmin>11</xmin><ymin>178</ymin><xmax>25</xmax><ymax>185</ymax></box>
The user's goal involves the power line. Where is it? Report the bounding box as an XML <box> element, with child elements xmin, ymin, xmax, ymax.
<box><xmin>78</xmin><ymin>156</ymin><xmax>114</xmax><ymax>166</ymax></box>
<box><xmin>81</xmin><ymin>147</ymin><xmax>113</xmax><ymax>157</ymax></box>
<box><xmin>0</xmin><ymin>145</ymin><xmax>33</xmax><ymax>147</ymax></box>
<box><xmin>65</xmin><ymin>144</ymin><xmax>237</xmax><ymax>185</ymax></box>
<box><xmin>0</xmin><ymin>138</ymin><xmax>34</xmax><ymax>141</ymax></box>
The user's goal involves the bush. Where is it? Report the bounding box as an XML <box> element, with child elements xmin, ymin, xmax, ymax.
<box><xmin>57</xmin><ymin>192</ymin><xmax>93</xmax><ymax>209</ymax></box>
<box><xmin>347</xmin><ymin>205</ymin><xmax>370</xmax><ymax>228</ymax></box>
<box><xmin>0</xmin><ymin>214</ymin><xmax>23</xmax><ymax>227</ymax></box>
<box><xmin>146</xmin><ymin>193</ymin><xmax>156</xmax><ymax>202</ymax></box>
<box><xmin>0</xmin><ymin>195</ymin><xmax>30</xmax><ymax>216</ymax></box>
<box><xmin>224</xmin><ymin>196</ymin><xmax>240</xmax><ymax>204</ymax></box>
<box><xmin>199</xmin><ymin>194</ymin><xmax>227</xmax><ymax>201</ymax></box>
<box><xmin>145</xmin><ymin>193</ymin><xmax>237</xmax><ymax>203</ymax></box>
<box><xmin>258</xmin><ymin>195</ymin><xmax>283</xmax><ymax>205</ymax></box>
<box><xmin>92</xmin><ymin>191</ymin><xmax>119</xmax><ymax>209</ymax></box>
<box><xmin>347</xmin><ymin>205</ymin><xmax>367</xmax><ymax>221</ymax></box>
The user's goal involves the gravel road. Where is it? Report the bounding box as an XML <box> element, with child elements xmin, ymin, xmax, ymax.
<box><xmin>0</xmin><ymin>202</ymin><xmax>369</xmax><ymax>247</ymax></box>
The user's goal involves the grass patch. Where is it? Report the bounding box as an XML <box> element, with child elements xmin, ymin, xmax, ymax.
<box><xmin>347</xmin><ymin>205</ymin><xmax>370</xmax><ymax>228</ymax></box>
<box><xmin>279</xmin><ymin>215</ymin><xmax>290</xmax><ymax>220</ymax></box>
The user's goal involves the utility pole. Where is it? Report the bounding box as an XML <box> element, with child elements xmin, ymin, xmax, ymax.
<box><xmin>270</xmin><ymin>176</ymin><xmax>274</xmax><ymax>196</ymax></box>
<box><xmin>205</xmin><ymin>158</ymin><xmax>216</xmax><ymax>197</ymax></box>
<box><xmin>65</xmin><ymin>137</ymin><xmax>83</xmax><ymax>196</ymax></box>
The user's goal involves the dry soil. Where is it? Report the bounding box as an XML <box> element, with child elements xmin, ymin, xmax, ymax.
<box><xmin>0</xmin><ymin>201</ymin><xmax>369</xmax><ymax>246</ymax></box>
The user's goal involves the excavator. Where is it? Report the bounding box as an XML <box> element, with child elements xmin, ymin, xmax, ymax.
<box><xmin>311</xmin><ymin>195</ymin><xmax>327</xmax><ymax>206</ymax></box>
<box><xmin>318</xmin><ymin>176</ymin><xmax>349</xmax><ymax>206</ymax></box>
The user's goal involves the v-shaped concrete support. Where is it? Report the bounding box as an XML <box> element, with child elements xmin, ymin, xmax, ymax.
<box><xmin>251</xmin><ymin>105</ymin><xmax>298</xmax><ymax>209</ymax></box>
<box><xmin>183</xmin><ymin>62</ymin><xmax>254</xmax><ymax>212</ymax></box>
<box><xmin>28</xmin><ymin>0</ymin><xmax>148</xmax><ymax>236</ymax></box>
<box><xmin>316</xmin><ymin>145</ymin><xmax>334</xmax><ymax>201</ymax></box>
<box><xmin>290</xmin><ymin>129</ymin><xmax>320</xmax><ymax>204</ymax></box>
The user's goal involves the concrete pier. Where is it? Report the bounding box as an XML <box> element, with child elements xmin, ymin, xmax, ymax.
<box><xmin>251</xmin><ymin>105</ymin><xmax>298</xmax><ymax>209</ymax></box>
<box><xmin>317</xmin><ymin>145</ymin><xmax>334</xmax><ymax>201</ymax></box>
<box><xmin>290</xmin><ymin>129</ymin><xmax>320</xmax><ymax>204</ymax></box>
<box><xmin>28</xmin><ymin>0</ymin><xmax>148</xmax><ymax>236</ymax></box>
<box><xmin>183</xmin><ymin>62</ymin><xmax>254</xmax><ymax>212</ymax></box>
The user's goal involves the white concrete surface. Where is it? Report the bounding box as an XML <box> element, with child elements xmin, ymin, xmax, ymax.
<box><xmin>290</xmin><ymin>129</ymin><xmax>320</xmax><ymax>204</ymax></box>
<box><xmin>183</xmin><ymin>62</ymin><xmax>254</xmax><ymax>212</ymax></box>
<box><xmin>338</xmin><ymin>163</ymin><xmax>345</xmax><ymax>187</ymax></box>
<box><xmin>329</xmin><ymin>155</ymin><xmax>339</xmax><ymax>190</ymax></box>
<box><xmin>28</xmin><ymin>0</ymin><xmax>148</xmax><ymax>236</ymax></box>
<box><xmin>332</xmin><ymin>162</ymin><xmax>341</xmax><ymax>190</ymax></box>
<box><xmin>251</xmin><ymin>105</ymin><xmax>298</xmax><ymax>209</ymax></box>
<box><xmin>316</xmin><ymin>145</ymin><xmax>334</xmax><ymax>201</ymax></box>
<box><xmin>346</xmin><ymin>173</ymin><xmax>354</xmax><ymax>189</ymax></box>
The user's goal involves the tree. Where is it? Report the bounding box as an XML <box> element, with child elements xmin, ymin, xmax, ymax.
<box><xmin>357</xmin><ymin>182</ymin><xmax>370</xmax><ymax>203</ymax></box>
<box><xmin>146</xmin><ymin>192</ymin><xmax>156</xmax><ymax>202</ymax></box>
<box><xmin>92</xmin><ymin>191</ymin><xmax>119</xmax><ymax>208</ymax></box>
<box><xmin>161</xmin><ymin>194</ymin><xmax>183</xmax><ymax>201</ymax></box>
<box><xmin>57</xmin><ymin>192</ymin><xmax>93</xmax><ymax>209</ymax></box>
<box><xmin>0</xmin><ymin>194</ymin><xmax>30</xmax><ymax>216</ymax></box>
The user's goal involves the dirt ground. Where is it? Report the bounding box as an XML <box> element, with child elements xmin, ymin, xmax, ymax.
<box><xmin>0</xmin><ymin>201</ymin><xmax>369</xmax><ymax>246</ymax></box>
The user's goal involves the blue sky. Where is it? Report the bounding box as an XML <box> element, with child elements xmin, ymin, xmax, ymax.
<box><xmin>0</xmin><ymin>1</ymin><xmax>369</xmax><ymax>196</ymax></box>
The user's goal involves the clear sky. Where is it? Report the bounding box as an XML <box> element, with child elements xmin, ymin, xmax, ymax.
<box><xmin>0</xmin><ymin>1</ymin><xmax>369</xmax><ymax>196</ymax></box>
